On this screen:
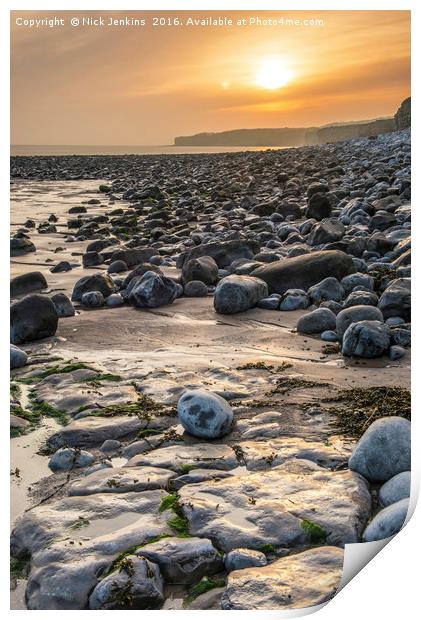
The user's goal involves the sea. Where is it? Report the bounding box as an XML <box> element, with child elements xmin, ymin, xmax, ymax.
<box><xmin>11</xmin><ymin>144</ymin><xmax>289</xmax><ymax>156</ymax></box>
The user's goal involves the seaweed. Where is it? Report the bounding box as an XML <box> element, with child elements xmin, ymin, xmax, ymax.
<box><xmin>236</xmin><ymin>361</ymin><xmax>293</xmax><ymax>373</ymax></box>
<box><xmin>301</xmin><ymin>519</ymin><xmax>327</xmax><ymax>544</ymax></box>
<box><xmin>185</xmin><ymin>576</ymin><xmax>226</xmax><ymax>604</ymax></box>
<box><xmin>159</xmin><ymin>493</ymin><xmax>190</xmax><ymax>537</ymax></box>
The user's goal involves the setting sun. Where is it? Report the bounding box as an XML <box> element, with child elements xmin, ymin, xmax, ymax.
<box><xmin>256</xmin><ymin>56</ymin><xmax>293</xmax><ymax>90</ymax></box>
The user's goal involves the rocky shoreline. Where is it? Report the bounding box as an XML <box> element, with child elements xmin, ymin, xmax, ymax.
<box><xmin>10</xmin><ymin>129</ymin><xmax>411</xmax><ymax>610</ymax></box>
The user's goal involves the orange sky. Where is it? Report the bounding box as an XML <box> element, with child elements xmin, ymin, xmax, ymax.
<box><xmin>11</xmin><ymin>10</ymin><xmax>410</xmax><ymax>145</ymax></box>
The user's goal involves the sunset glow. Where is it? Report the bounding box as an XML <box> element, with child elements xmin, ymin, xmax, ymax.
<box><xmin>255</xmin><ymin>57</ymin><xmax>294</xmax><ymax>90</ymax></box>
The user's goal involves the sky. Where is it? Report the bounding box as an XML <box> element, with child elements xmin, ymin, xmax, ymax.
<box><xmin>11</xmin><ymin>10</ymin><xmax>410</xmax><ymax>145</ymax></box>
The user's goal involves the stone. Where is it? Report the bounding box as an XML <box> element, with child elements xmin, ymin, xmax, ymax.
<box><xmin>363</xmin><ymin>498</ymin><xmax>409</xmax><ymax>542</ymax></box>
<box><xmin>10</xmin><ymin>344</ymin><xmax>28</xmax><ymax>369</ymax></box>
<box><xmin>100</xmin><ymin>439</ymin><xmax>121</xmax><ymax>452</ymax></box>
<box><xmin>389</xmin><ymin>345</ymin><xmax>406</xmax><ymax>360</ymax></box>
<box><xmin>178</xmin><ymin>389</ymin><xmax>233</xmax><ymax>439</ymax></box>
<box><xmin>10</xmin><ymin>294</ymin><xmax>58</xmax><ymax>344</ymax></box>
<box><xmin>379</xmin><ymin>471</ymin><xmax>411</xmax><ymax>507</ymax></box>
<box><xmin>72</xmin><ymin>273</ymin><xmax>116</xmax><ymax>302</ymax></box>
<box><xmin>297</xmin><ymin>308</ymin><xmax>336</xmax><ymax>334</ymax></box>
<box><xmin>221</xmin><ymin>547</ymin><xmax>344</xmax><ymax>610</ymax></box>
<box><xmin>179</xmin><ymin>460</ymin><xmax>371</xmax><ymax>552</ymax></box>
<box><xmin>391</xmin><ymin>328</ymin><xmax>411</xmax><ymax>348</ymax></box>
<box><xmin>126</xmin><ymin>444</ymin><xmax>238</xmax><ymax>473</ymax></box>
<box><xmin>321</xmin><ymin>330</ymin><xmax>338</xmax><ymax>342</ymax></box>
<box><xmin>10</xmin><ymin>237</ymin><xmax>36</xmax><ymax>256</ymax></box>
<box><xmin>342</xmin><ymin>320</ymin><xmax>391</xmax><ymax>358</ymax></box>
<box><xmin>107</xmin><ymin>260</ymin><xmax>128</xmax><ymax>274</ymax></box>
<box><xmin>182</xmin><ymin>255</ymin><xmax>218</xmax><ymax>284</ymax></box>
<box><xmin>89</xmin><ymin>557</ymin><xmax>164</xmax><ymax>610</ymax></box>
<box><xmin>341</xmin><ymin>272</ymin><xmax>374</xmax><ymax>293</ymax></box>
<box><xmin>82</xmin><ymin>251</ymin><xmax>103</xmax><ymax>268</ymax></box>
<box><xmin>257</xmin><ymin>295</ymin><xmax>281</xmax><ymax>310</ymax></box>
<box><xmin>69</xmin><ymin>466</ymin><xmax>175</xmax><ymax>496</ymax></box>
<box><xmin>184</xmin><ymin>280</ymin><xmax>208</xmax><ymax>297</ymax></box>
<box><xmin>81</xmin><ymin>291</ymin><xmax>105</xmax><ymax>307</ymax></box>
<box><xmin>305</xmin><ymin>193</ymin><xmax>332</xmax><ymax>221</ymax></box>
<box><xmin>343</xmin><ymin>291</ymin><xmax>378</xmax><ymax>308</ymax></box>
<box><xmin>308</xmin><ymin>277</ymin><xmax>345</xmax><ymax>303</ymax></box>
<box><xmin>129</xmin><ymin>271</ymin><xmax>180</xmax><ymax>308</ymax></box>
<box><xmin>10</xmin><ymin>271</ymin><xmax>48</xmax><ymax>297</ymax></box>
<box><xmin>51</xmin><ymin>293</ymin><xmax>75</xmax><ymax>317</ymax></box>
<box><xmin>336</xmin><ymin>305</ymin><xmax>384</xmax><ymax>340</ymax></box>
<box><xmin>348</xmin><ymin>416</ymin><xmax>411</xmax><ymax>482</ymax></box>
<box><xmin>139</xmin><ymin>536</ymin><xmax>223</xmax><ymax>584</ymax></box>
<box><xmin>378</xmin><ymin>278</ymin><xmax>411</xmax><ymax>321</ymax></box>
<box><xmin>123</xmin><ymin>263</ymin><xmax>162</xmax><ymax>287</ymax></box>
<box><xmin>214</xmin><ymin>275</ymin><xmax>268</xmax><ymax>314</ymax></box>
<box><xmin>106</xmin><ymin>293</ymin><xmax>124</xmax><ymax>306</ymax></box>
<box><xmin>177</xmin><ymin>239</ymin><xmax>259</xmax><ymax>269</ymax></box>
<box><xmin>224</xmin><ymin>548</ymin><xmax>267</xmax><ymax>572</ymax></box>
<box><xmin>50</xmin><ymin>260</ymin><xmax>72</xmax><ymax>273</ymax></box>
<box><xmin>110</xmin><ymin>247</ymin><xmax>156</xmax><ymax>268</ymax></box>
<box><xmin>307</xmin><ymin>219</ymin><xmax>345</xmax><ymax>246</ymax></box>
<box><xmin>279</xmin><ymin>289</ymin><xmax>309</xmax><ymax>310</ymax></box>
<box><xmin>251</xmin><ymin>250</ymin><xmax>355</xmax><ymax>295</ymax></box>
<box><xmin>48</xmin><ymin>447</ymin><xmax>95</xmax><ymax>472</ymax></box>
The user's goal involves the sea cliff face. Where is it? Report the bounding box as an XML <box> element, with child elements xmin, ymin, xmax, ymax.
<box><xmin>174</xmin><ymin>98</ymin><xmax>410</xmax><ymax>147</ymax></box>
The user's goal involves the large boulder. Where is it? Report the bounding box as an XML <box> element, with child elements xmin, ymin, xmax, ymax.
<box><xmin>129</xmin><ymin>271</ymin><xmax>180</xmax><ymax>308</ymax></box>
<box><xmin>178</xmin><ymin>389</ymin><xmax>233</xmax><ymax>439</ymax></box>
<box><xmin>214</xmin><ymin>275</ymin><xmax>268</xmax><ymax>314</ymax></box>
<box><xmin>378</xmin><ymin>278</ymin><xmax>411</xmax><ymax>321</ymax></box>
<box><xmin>297</xmin><ymin>308</ymin><xmax>337</xmax><ymax>334</ymax></box>
<box><xmin>342</xmin><ymin>320</ymin><xmax>391</xmax><ymax>358</ymax></box>
<box><xmin>72</xmin><ymin>273</ymin><xmax>116</xmax><ymax>302</ymax></box>
<box><xmin>336</xmin><ymin>305</ymin><xmax>384</xmax><ymax>340</ymax></box>
<box><xmin>363</xmin><ymin>498</ymin><xmax>409</xmax><ymax>542</ymax></box>
<box><xmin>182</xmin><ymin>256</ymin><xmax>218</xmax><ymax>284</ymax></box>
<box><xmin>10</xmin><ymin>272</ymin><xmax>48</xmax><ymax>298</ymax></box>
<box><xmin>10</xmin><ymin>294</ymin><xmax>58</xmax><ymax>344</ymax></box>
<box><xmin>177</xmin><ymin>239</ymin><xmax>260</xmax><ymax>269</ymax></box>
<box><xmin>251</xmin><ymin>250</ymin><xmax>355</xmax><ymax>295</ymax></box>
<box><xmin>89</xmin><ymin>557</ymin><xmax>164</xmax><ymax>610</ymax></box>
<box><xmin>221</xmin><ymin>547</ymin><xmax>343</xmax><ymax>610</ymax></box>
<box><xmin>348</xmin><ymin>417</ymin><xmax>411</xmax><ymax>483</ymax></box>
<box><xmin>139</xmin><ymin>537</ymin><xmax>223</xmax><ymax>584</ymax></box>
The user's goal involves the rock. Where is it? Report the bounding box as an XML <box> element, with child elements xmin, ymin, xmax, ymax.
<box><xmin>177</xmin><ymin>239</ymin><xmax>259</xmax><ymax>269</ymax></box>
<box><xmin>395</xmin><ymin>96</ymin><xmax>411</xmax><ymax>129</ymax></box>
<box><xmin>100</xmin><ymin>439</ymin><xmax>121</xmax><ymax>453</ymax></box>
<box><xmin>186</xmin><ymin>587</ymin><xmax>224</xmax><ymax>610</ymax></box>
<box><xmin>51</xmin><ymin>293</ymin><xmax>75</xmax><ymax>317</ymax></box>
<box><xmin>341</xmin><ymin>272</ymin><xmax>374</xmax><ymax>293</ymax></box>
<box><xmin>257</xmin><ymin>295</ymin><xmax>281</xmax><ymax>310</ymax></box>
<box><xmin>389</xmin><ymin>345</ymin><xmax>406</xmax><ymax>360</ymax></box>
<box><xmin>348</xmin><ymin>416</ymin><xmax>411</xmax><ymax>482</ymax></box>
<box><xmin>321</xmin><ymin>330</ymin><xmax>338</xmax><ymax>342</ymax></box>
<box><xmin>179</xmin><ymin>460</ymin><xmax>371</xmax><ymax>552</ymax></box>
<box><xmin>106</xmin><ymin>293</ymin><xmax>124</xmax><ymax>306</ymax></box>
<box><xmin>10</xmin><ymin>237</ymin><xmax>36</xmax><ymax>256</ymax></box>
<box><xmin>109</xmin><ymin>247</ymin><xmax>156</xmax><ymax>268</ymax></box>
<box><xmin>123</xmin><ymin>263</ymin><xmax>162</xmax><ymax>287</ymax></box>
<box><xmin>10</xmin><ymin>294</ymin><xmax>58</xmax><ymax>344</ymax></box>
<box><xmin>50</xmin><ymin>260</ymin><xmax>72</xmax><ymax>273</ymax></box>
<box><xmin>221</xmin><ymin>547</ymin><xmax>343</xmax><ymax>610</ymax></box>
<box><xmin>184</xmin><ymin>280</ymin><xmax>208</xmax><ymax>297</ymax></box>
<box><xmin>107</xmin><ymin>260</ymin><xmax>128</xmax><ymax>274</ymax></box>
<box><xmin>182</xmin><ymin>256</ymin><xmax>218</xmax><ymax>284</ymax></box>
<box><xmin>379</xmin><ymin>471</ymin><xmax>411</xmax><ymax>507</ymax></box>
<box><xmin>224</xmin><ymin>548</ymin><xmax>267</xmax><ymax>572</ymax></box>
<box><xmin>82</xmin><ymin>251</ymin><xmax>103</xmax><ymax>268</ymax></box>
<box><xmin>178</xmin><ymin>389</ymin><xmax>233</xmax><ymax>439</ymax></box>
<box><xmin>48</xmin><ymin>447</ymin><xmax>95</xmax><ymax>472</ymax></box>
<box><xmin>342</xmin><ymin>320</ymin><xmax>391</xmax><ymax>357</ymax></box>
<box><xmin>139</xmin><ymin>537</ymin><xmax>223</xmax><ymax>584</ymax></box>
<box><xmin>307</xmin><ymin>219</ymin><xmax>345</xmax><ymax>246</ymax></box>
<box><xmin>11</xmin><ymin>413</ymin><xmax>29</xmax><ymax>430</ymax></box>
<box><xmin>129</xmin><ymin>271</ymin><xmax>180</xmax><ymax>308</ymax></box>
<box><xmin>251</xmin><ymin>250</ymin><xmax>355</xmax><ymax>295</ymax></box>
<box><xmin>305</xmin><ymin>193</ymin><xmax>332</xmax><ymax>221</ymax></box>
<box><xmin>363</xmin><ymin>498</ymin><xmax>409</xmax><ymax>542</ymax></box>
<box><xmin>279</xmin><ymin>289</ymin><xmax>309</xmax><ymax>310</ymax></box>
<box><xmin>297</xmin><ymin>308</ymin><xmax>336</xmax><ymax>334</ymax></box>
<box><xmin>308</xmin><ymin>277</ymin><xmax>345</xmax><ymax>303</ymax></box>
<box><xmin>391</xmin><ymin>327</ymin><xmax>411</xmax><ymax>348</ymax></box>
<box><xmin>336</xmin><ymin>305</ymin><xmax>384</xmax><ymax>340</ymax></box>
<box><xmin>81</xmin><ymin>291</ymin><xmax>105</xmax><ymax>307</ymax></box>
<box><xmin>214</xmin><ymin>275</ymin><xmax>268</xmax><ymax>314</ymax></box>
<box><xmin>72</xmin><ymin>273</ymin><xmax>116</xmax><ymax>302</ymax></box>
<box><xmin>172</xmin><ymin>468</ymin><xmax>233</xmax><ymax>490</ymax></box>
<box><xmin>126</xmin><ymin>444</ymin><xmax>237</xmax><ymax>473</ymax></box>
<box><xmin>378</xmin><ymin>278</ymin><xmax>411</xmax><ymax>321</ymax></box>
<box><xmin>10</xmin><ymin>272</ymin><xmax>48</xmax><ymax>297</ymax></box>
<box><xmin>10</xmin><ymin>344</ymin><xmax>28</xmax><ymax>369</ymax></box>
<box><xmin>89</xmin><ymin>557</ymin><xmax>164</xmax><ymax>610</ymax></box>
<box><xmin>69</xmin><ymin>466</ymin><xmax>175</xmax><ymax>496</ymax></box>
<box><xmin>343</xmin><ymin>290</ymin><xmax>378</xmax><ymax>308</ymax></box>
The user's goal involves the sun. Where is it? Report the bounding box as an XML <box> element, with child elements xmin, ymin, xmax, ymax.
<box><xmin>255</xmin><ymin>56</ymin><xmax>293</xmax><ymax>90</ymax></box>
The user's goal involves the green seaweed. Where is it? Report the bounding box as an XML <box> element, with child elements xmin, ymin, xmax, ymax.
<box><xmin>29</xmin><ymin>400</ymin><xmax>69</xmax><ymax>425</ymax></box>
<box><xmin>185</xmin><ymin>576</ymin><xmax>226</xmax><ymax>604</ymax></box>
<box><xmin>159</xmin><ymin>493</ymin><xmax>190</xmax><ymax>537</ymax></box>
<box><xmin>301</xmin><ymin>519</ymin><xmax>327</xmax><ymax>544</ymax></box>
